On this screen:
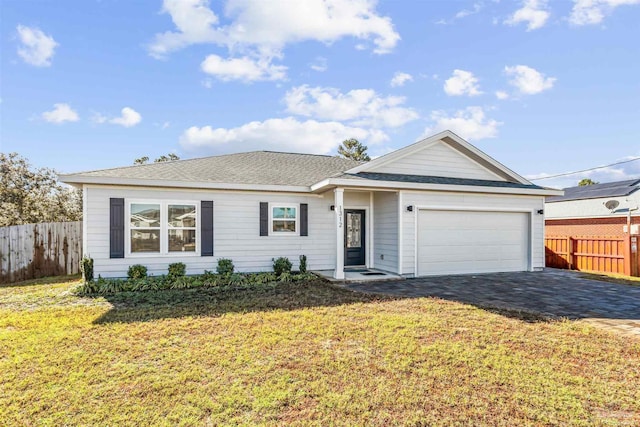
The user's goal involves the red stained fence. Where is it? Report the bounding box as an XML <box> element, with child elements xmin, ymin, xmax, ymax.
<box><xmin>545</xmin><ymin>235</ymin><xmax>639</xmax><ymax>277</ymax></box>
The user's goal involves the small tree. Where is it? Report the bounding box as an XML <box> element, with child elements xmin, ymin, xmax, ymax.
<box><xmin>133</xmin><ymin>153</ymin><xmax>180</xmax><ymax>165</ymax></box>
<box><xmin>337</xmin><ymin>138</ymin><xmax>371</xmax><ymax>162</ymax></box>
<box><xmin>578</xmin><ymin>178</ymin><xmax>598</xmax><ymax>186</ymax></box>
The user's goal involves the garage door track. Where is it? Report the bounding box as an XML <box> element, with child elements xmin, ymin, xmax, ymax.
<box><xmin>341</xmin><ymin>269</ymin><xmax>640</xmax><ymax>338</ymax></box>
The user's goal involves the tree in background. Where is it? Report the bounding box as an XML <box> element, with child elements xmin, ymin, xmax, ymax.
<box><xmin>134</xmin><ymin>153</ymin><xmax>180</xmax><ymax>164</ymax></box>
<box><xmin>578</xmin><ymin>178</ymin><xmax>599</xmax><ymax>186</ymax></box>
<box><xmin>337</xmin><ymin>138</ymin><xmax>371</xmax><ymax>162</ymax></box>
<box><xmin>0</xmin><ymin>153</ymin><xmax>82</xmax><ymax>227</ymax></box>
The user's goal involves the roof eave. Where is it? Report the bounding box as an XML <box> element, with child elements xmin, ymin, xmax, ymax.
<box><xmin>311</xmin><ymin>178</ymin><xmax>564</xmax><ymax>196</ymax></box>
<box><xmin>59</xmin><ymin>174</ymin><xmax>312</xmax><ymax>193</ymax></box>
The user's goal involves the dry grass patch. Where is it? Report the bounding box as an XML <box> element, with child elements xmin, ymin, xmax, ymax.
<box><xmin>1</xmin><ymin>276</ymin><xmax>639</xmax><ymax>426</ymax></box>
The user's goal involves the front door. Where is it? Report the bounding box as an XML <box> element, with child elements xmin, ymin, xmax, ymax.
<box><xmin>344</xmin><ymin>210</ymin><xmax>366</xmax><ymax>266</ymax></box>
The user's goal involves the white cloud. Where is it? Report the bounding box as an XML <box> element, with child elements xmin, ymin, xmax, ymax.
<box><xmin>149</xmin><ymin>0</ymin><xmax>400</xmax><ymax>60</ymax></box>
<box><xmin>443</xmin><ymin>69</ymin><xmax>483</xmax><ymax>96</ymax></box>
<box><xmin>284</xmin><ymin>85</ymin><xmax>419</xmax><ymax>128</ymax></box>
<box><xmin>16</xmin><ymin>25</ymin><xmax>58</xmax><ymax>67</ymax></box>
<box><xmin>42</xmin><ymin>103</ymin><xmax>79</xmax><ymax>124</ymax></box>
<box><xmin>161</xmin><ymin>121</ymin><xmax>171</xmax><ymax>130</ymax></box>
<box><xmin>110</xmin><ymin>107</ymin><xmax>142</xmax><ymax>127</ymax></box>
<box><xmin>201</xmin><ymin>54</ymin><xmax>287</xmax><ymax>82</ymax></box>
<box><xmin>505</xmin><ymin>0</ymin><xmax>550</xmax><ymax>31</ymax></box>
<box><xmin>495</xmin><ymin>90</ymin><xmax>509</xmax><ymax>100</ymax></box>
<box><xmin>569</xmin><ymin>0</ymin><xmax>640</xmax><ymax>26</ymax></box>
<box><xmin>527</xmin><ymin>156</ymin><xmax>640</xmax><ymax>189</ymax></box>
<box><xmin>424</xmin><ymin>106</ymin><xmax>501</xmax><ymax>141</ymax></box>
<box><xmin>310</xmin><ymin>56</ymin><xmax>328</xmax><ymax>72</ymax></box>
<box><xmin>504</xmin><ymin>65</ymin><xmax>556</xmax><ymax>95</ymax></box>
<box><xmin>455</xmin><ymin>2</ymin><xmax>484</xmax><ymax>19</ymax></box>
<box><xmin>179</xmin><ymin>117</ymin><xmax>388</xmax><ymax>154</ymax></box>
<box><xmin>390</xmin><ymin>72</ymin><xmax>413</xmax><ymax>87</ymax></box>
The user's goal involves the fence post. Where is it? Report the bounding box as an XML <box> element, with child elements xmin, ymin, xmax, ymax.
<box><xmin>567</xmin><ymin>237</ymin><xmax>573</xmax><ymax>270</ymax></box>
<box><xmin>623</xmin><ymin>234</ymin><xmax>632</xmax><ymax>276</ymax></box>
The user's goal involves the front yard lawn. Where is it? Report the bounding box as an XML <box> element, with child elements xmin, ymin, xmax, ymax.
<box><xmin>1</xmin><ymin>276</ymin><xmax>639</xmax><ymax>426</ymax></box>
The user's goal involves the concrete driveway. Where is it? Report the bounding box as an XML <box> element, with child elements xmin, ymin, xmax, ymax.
<box><xmin>341</xmin><ymin>269</ymin><xmax>640</xmax><ymax>338</ymax></box>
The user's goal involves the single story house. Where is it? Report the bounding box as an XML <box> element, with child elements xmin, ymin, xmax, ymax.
<box><xmin>545</xmin><ymin>179</ymin><xmax>640</xmax><ymax>237</ymax></box>
<box><xmin>60</xmin><ymin>130</ymin><xmax>561</xmax><ymax>279</ymax></box>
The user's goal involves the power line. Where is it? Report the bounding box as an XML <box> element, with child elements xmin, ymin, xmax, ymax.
<box><xmin>530</xmin><ymin>156</ymin><xmax>640</xmax><ymax>181</ymax></box>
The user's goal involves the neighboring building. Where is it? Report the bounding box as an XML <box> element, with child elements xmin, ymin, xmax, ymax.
<box><xmin>545</xmin><ymin>179</ymin><xmax>640</xmax><ymax>237</ymax></box>
<box><xmin>60</xmin><ymin>130</ymin><xmax>561</xmax><ymax>279</ymax></box>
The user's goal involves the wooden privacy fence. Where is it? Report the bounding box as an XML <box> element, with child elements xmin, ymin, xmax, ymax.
<box><xmin>545</xmin><ymin>235</ymin><xmax>639</xmax><ymax>277</ymax></box>
<box><xmin>0</xmin><ymin>221</ymin><xmax>82</xmax><ymax>284</ymax></box>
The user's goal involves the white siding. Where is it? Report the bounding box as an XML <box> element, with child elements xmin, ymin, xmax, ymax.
<box><xmin>370</xmin><ymin>141</ymin><xmax>504</xmax><ymax>181</ymax></box>
<box><xmin>86</xmin><ymin>185</ymin><xmax>336</xmax><ymax>278</ymax></box>
<box><xmin>344</xmin><ymin>190</ymin><xmax>370</xmax><ymax>207</ymax></box>
<box><xmin>373</xmin><ymin>192</ymin><xmax>398</xmax><ymax>273</ymax></box>
<box><xmin>401</xmin><ymin>191</ymin><xmax>545</xmax><ymax>276</ymax></box>
<box><xmin>545</xmin><ymin>192</ymin><xmax>640</xmax><ymax>219</ymax></box>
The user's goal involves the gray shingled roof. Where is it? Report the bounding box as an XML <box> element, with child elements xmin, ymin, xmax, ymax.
<box><xmin>64</xmin><ymin>151</ymin><xmax>361</xmax><ymax>186</ymax></box>
<box><xmin>339</xmin><ymin>172</ymin><xmax>543</xmax><ymax>189</ymax></box>
<box><xmin>546</xmin><ymin>178</ymin><xmax>640</xmax><ymax>203</ymax></box>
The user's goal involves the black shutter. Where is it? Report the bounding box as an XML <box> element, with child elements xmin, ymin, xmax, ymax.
<box><xmin>300</xmin><ymin>203</ymin><xmax>308</xmax><ymax>236</ymax></box>
<box><xmin>260</xmin><ymin>202</ymin><xmax>269</xmax><ymax>236</ymax></box>
<box><xmin>201</xmin><ymin>201</ymin><xmax>214</xmax><ymax>256</ymax></box>
<box><xmin>109</xmin><ymin>198</ymin><xmax>125</xmax><ymax>258</ymax></box>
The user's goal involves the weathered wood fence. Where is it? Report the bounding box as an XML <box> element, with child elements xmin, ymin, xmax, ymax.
<box><xmin>545</xmin><ymin>235</ymin><xmax>639</xmax><ymax>277</ymax></box>
<box><xmin>0</xmin><ymin>221</ymin><xmax>82</xmax><ymax>284</ymax></box>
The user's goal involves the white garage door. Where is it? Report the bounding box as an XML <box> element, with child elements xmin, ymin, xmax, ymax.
<box><xmin>417</xmin><ymin>210</ymin><xmax>530</xmax><ymax>276</ymax></box>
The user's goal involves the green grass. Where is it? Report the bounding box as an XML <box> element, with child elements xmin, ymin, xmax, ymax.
<box><xmin>1</xmin><ymin>276</ymin><xmax>639</xmax><ymax>426</ymax></box>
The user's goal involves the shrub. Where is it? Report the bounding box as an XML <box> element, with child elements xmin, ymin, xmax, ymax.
<box><xmin>80</xmin><ymin>256</ymin><xmax>94</xmax><ymax>283</ymax></box>
<box><xmin>278</xmin><ymin>271</ymin><xmax>292</xmax><ymax>283</ymax></box>
<box><xmin>272</xmin><ymin>257</ymin><xmax>292</xmax><ymax>276</ymax></box>
<box><xmin>216</xmin><ymin>258</ymin><xmax>234</xmax><ymax>276</ymax></box>
<box><xmin>127</xmin><ymin>264</ymin><xmax>148</xmax><ymax>280</ymax></box>
<box><xmin>168</xmin><ymin>262</ymin><xmax>186</xmax><ymax>279</ymax></box>
<box><xmin>298</xmin><ymin>255</ymin><xmax>307</xmax><ymax>274</ymax></box>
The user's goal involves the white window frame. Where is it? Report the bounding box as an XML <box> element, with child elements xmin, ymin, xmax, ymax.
<box><xmin>126</xmin><ymin>199</ymin><xmax>200</xmax><ymax>257</ymax></box>
<box><xmin>269</xmin><ymin>203</ymin><xmax>299</xmax><ymax>236</ymax></box>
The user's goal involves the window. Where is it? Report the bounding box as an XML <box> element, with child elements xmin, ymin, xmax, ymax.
<box><xmin>168</xmin><ymin>204</ymin><xmax>196</xmax><ymax>252</ymax></box>
<box><xmin>127</xmin><ymin>201</ymin><xmax>198</xmax><ymax>255</ymax></box>
<box><xmin>130</xmin><ymin>203</ymin><xmax>161</xmax><ymax>253</ymax></box>
<box><xmin>271</xmin><ymin>205</ymin><xmax>298</xmax><ymax>234</ymax></box>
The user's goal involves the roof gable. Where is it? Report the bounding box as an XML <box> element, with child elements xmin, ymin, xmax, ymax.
<box><xmin>347</xmin><ymin>130</ymin><xmax>530</xmax><ymax>184</ymax></box>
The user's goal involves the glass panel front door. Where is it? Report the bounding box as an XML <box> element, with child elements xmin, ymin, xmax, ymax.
<box><xmin>344</xmin><ymin>210</ymin><xmax>365</xmax><ymax>266</ymax></box>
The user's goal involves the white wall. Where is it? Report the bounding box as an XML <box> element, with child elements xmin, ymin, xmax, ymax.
<box><xmin>400</xmin><ymin>191</ymin><xmax>545</xmax><ymax>276</ymax></box>
<box><xmin>373</xmin><ymin>192</ymin><xmax>398</xmax><ymax>273</ymax></box>
<box><xmin>370</xmin><ymin>141</ymin><xmax>503</xmax><ymax>181</ymax></box>
<box><xmin>545</xmin><ymin>192</ymin><xmax>640</xmax><ymax>219</ymax></box>
<box><xmin>85</xmin><ymin>185</ymin><xmax>336</xmax><ymax>278</ymax></box>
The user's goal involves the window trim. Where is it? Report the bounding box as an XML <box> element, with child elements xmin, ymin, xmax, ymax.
<box><xmin>125</xmin><ymin>199</ymin><xmax>200</xmax><ymax>257</ymax></box>
<box><xmin>268</xmin><ymin>203</ymin><xmax>299</xmax><ymax>236</ymax></box>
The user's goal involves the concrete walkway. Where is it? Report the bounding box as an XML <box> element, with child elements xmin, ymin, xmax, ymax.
<box><xmin>340</xmin><ymin>269</ymin><xmax>640</xmax><ymax>338</ymax></box>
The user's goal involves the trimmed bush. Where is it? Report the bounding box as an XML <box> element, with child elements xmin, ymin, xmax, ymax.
<box><xmin>80</xmin><ymin>256</ymin><xmax>94</xmax><ymax>283</ymax></box>
<box><xmin>299</xmin><ymin>255</ymin><xmax>307</xmax><ymax>274</ymax></box>
<box><xmin>73</xmin><ymin>269</ymin><xmax>316</xmax><ymax>296</ymax></box>
<box><xmin>216</xmin><ymin>258</ymin><xmax>234</xmax><ymax>276</ymax></box>
<box><xmin>272</xmin><ymin>257</ymin><xmax>292</xmax><ymax>276</ymax></box>
<box><xmin>127</xmin><ymin>264</ymin><xmax>148</xmax><ymax>280</ymax></box>
<box><xmin>168</xmin><ymin>262</ymin><xmax>186</xmax><ymax>279</ymax></box>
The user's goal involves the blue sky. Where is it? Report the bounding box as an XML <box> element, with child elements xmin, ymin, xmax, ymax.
<box><xmin>1</xmin><ymin>0</ymin><xmax>639</xmax><ymax>188</ymax></box>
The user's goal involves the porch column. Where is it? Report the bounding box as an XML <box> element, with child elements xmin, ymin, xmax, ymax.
<box><xmin>334</xmin><ymin>188</ymin><xmax>345</xmax><ymax>279</ymax></box>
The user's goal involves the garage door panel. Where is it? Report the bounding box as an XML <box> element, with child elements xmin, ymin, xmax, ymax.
<box><xmin>417</xmin><ymin>210</ymin><xmax>529</xmax><ymax>276</ymax></box>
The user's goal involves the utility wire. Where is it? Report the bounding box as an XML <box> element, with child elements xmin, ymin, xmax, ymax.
<box><xmin>530</xmin><ymin>156</ymin><xmax>640</xmax><ymax>181</ymax></box>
